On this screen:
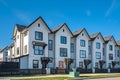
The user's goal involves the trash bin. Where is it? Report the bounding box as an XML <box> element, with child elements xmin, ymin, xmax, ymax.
<box><xmin>69</xmin><ymin>71</ymin><xmax>80</xmax><ymax>77</ymax></box>
<box><xmin>46</xmin><ymin>68</ymin><xmax>50</xmax><ymax>74</ymax></box>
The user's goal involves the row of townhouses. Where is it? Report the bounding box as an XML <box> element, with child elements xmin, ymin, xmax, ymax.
<box><xmin>0</xmin><ymin>16</ymin><xmax>120</xmax><ymax>73</ymax></box>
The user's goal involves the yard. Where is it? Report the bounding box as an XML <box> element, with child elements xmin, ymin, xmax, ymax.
<box><xmin>1</xmin><ymin>73</ymin><xmax>120</xmax><ymax>80</ymax></box>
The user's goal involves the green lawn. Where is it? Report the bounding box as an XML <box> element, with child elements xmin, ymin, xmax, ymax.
<box><xmin>15</xmin><ymin>77</ymin><xmax>72</xmax><ymax>80</ymax></box>
<box><xmin>14</xmin><ymin>73</ymin><xmax>120</xmax><ymax>80</ymax></box>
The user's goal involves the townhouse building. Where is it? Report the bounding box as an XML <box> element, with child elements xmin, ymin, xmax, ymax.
<box><xmin>104</xmin><ymin>36</ymin><xmax>118</xmax><ymax>69</ymax></box>
<box><xmin>52</xmin><ymin>23</ymin><xmax>73</xmax><ymax>69</ymax></box>
<box><xmin>0</xmin><ymin>16</ymin><xmax>120</xmax><ymax>73</ymax></box>
<box><xmin>90</xmin><ymin>32</ymin><xmax>105</xmax><ymax>72</ymax></box>
<box><xmin>73</xmin><ymin>28</ymin><xmax>91</xmax><ymax>69</ymax></box>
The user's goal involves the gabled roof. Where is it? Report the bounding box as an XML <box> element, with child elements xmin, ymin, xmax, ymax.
<box><xmin>73</xmin><ymin>29</ymin><xmax>83</xmax><ymax>37</ymax></box>
<box><xmin>0</xmin><ymin>46</ymin><xmax>8</xmax><ymax>52</ymax></box>
<box><xmin>73</xmin><ymin>28</ymin><xmax>90</xmax><ymax>39</ymax></box>
<box><xmin>90</xmin><ymin>32</ymin><xmax>99</xmax><ymax>41</ymax></box>
<box><xmin>104</xmin><ymin>36</ymin><xmax>117</xmax><ymax>45</ymax></box>
<box><xmin>90</xmin><ymin>32</ymin><xmax>104</xmax><ymax>42</ymax></box>
<box><xmin>52</xmin><ymin>24</ymin><xmax>64</xmax><ymax>33</ymax></box>
<box><xmin>52</xmin><ymin>23</ymin><xmax>73</xmax><ymax>36</ymax></box>
<box><xmin>117</xmin><ymin>40</ymin><xmax>120</xmax><ymax>46</ymax></box>
<box><xmin>16</xmin><ymin>24</ymin><xmax>26</xmax><ymax>32</ymax></box>
<box><xmin>27</xmin><ymin>16</ymin><xmax>52</xmax><ymax>32</ymax></box>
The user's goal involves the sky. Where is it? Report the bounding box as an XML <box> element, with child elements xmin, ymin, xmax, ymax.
<box><xmin>0</xmin><ymin>0</ymin><xmax>120</xmax><ymax>49</ymax></box>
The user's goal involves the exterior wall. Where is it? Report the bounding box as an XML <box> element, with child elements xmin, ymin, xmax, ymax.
<box><xmin>14</xmin><ymin>31</ymin><xmax>21</xmax><ymax>58</ymax></box>
<box><xmin>2</xmin><ymin>49</ymin><xmax>8</xmax><ymax>62</ymax></box>
<box><xmin>48</xmin><ymin>34</ymin><xmax>55</xmax><ymax>68</ymax></box>
<box><xmin>23</xmin><ymin>31</ymin><xmax>29</xmax><ymax>55</ymax></box>
<box><xmin>115</xmin><ymin>46</ymin><xmax>120</xmax><ymax>68</ymax></box>
<box><xmin>88</xmin><ymin>41</ymin><xmax>92</xmax><ymax>68</ymax></box>
<box><xmin>55</xmin><ymin>26</ymin><xmax>72</xmax><ymax>68</ymax></box>
<box><xmin>91</xmin><ymin>35</ymin><xmax>104</xmax><ymax>69</ymax></box>
<box><xmin>0</xmin><ymin>52</ymin><xmax>3</xmax><ymax>61</ymax></box>
<box><xmin>20</xmin><ymin>56</ymin><xmax>28</xmax><ymax>69</ymax></box>
<box><xmin>105</xmin><ymin>38</ymin><xmax>115</xmax><ymax>68</ymax></box>
<box><xmin>70</xmin><ymin>38</ymin><xmax>76</xmax><ymax>68</ymax></box>
<box><xmin>28</xmin><ymin>19</ymin><xmax>49</xmax><ymax>69</ymax></box>
<box><xmin>76</xmin><ymin>31</ymin><xmax>90</xmax><ymax>68</ymax></box>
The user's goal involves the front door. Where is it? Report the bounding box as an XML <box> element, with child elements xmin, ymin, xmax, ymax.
<box><xmin>59</xmin><ymin>61</ymin><xmax>64</xmax><ymax>69</ymax></box>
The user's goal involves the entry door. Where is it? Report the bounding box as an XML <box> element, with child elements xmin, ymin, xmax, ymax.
<box><xmin>59</xmin><ymin>61</ymin><xmax>64</xmax><ymax>69</ymax></box>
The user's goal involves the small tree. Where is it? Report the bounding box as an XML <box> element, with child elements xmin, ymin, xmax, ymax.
<box><xmin>65</xmin><ymin>58</ymin><xmax>73</xmax><ymax>70</ymax></box>
<box><xmin>112</xmin><ymin>61</ymin><xmax>117</xmax><ymax>69</ymax></box>
<box><xmin>84</xmin><ymin>59</ymin><xmax>91</xmax><ymax>69</ymax></box>
<box><xmin>99</xmin><ymin>60</ymin><xmax>105</xmax><ymax>69</ymax></box>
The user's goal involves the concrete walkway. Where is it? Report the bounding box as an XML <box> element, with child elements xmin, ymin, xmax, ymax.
<box><xmin>0</xmin><ymin>74</ymin><xmax>69</xmax><ymax>80</ymax></box>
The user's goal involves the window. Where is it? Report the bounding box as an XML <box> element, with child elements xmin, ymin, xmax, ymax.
<box><xmin>24</xmin><ymin>45</ymin><xmax>27</xmax><ymax>53</ymax></box>
<box><xmin>71</xmin><ymin>43</ymin><xmax>74</xmax><ymax>53</ymax></box>
<box><xmin>117</xmin><ymin>50</ymin><xmax>120</xmax><ymax>57</ymax></box>
<box><xmin>96</xmin><ymin>42</ymin><xmax>100</xmax><ymax>49</ymax></box>
<box><xmin>62</xmin><ymin>29</ymin><xmax>64</xmax><ymax>32</ymax></box>
<box><xmin>80</xmin><ymin>40</ymin><xmax>85</xmax><ymax>47</ymax></box>
<box><xmin>33</xmin><ymin>60</ymin><xmax>39</xmax><ymax>68</ymax></box>
<box><xmin>61</xmin><ymin>36</ymin><xmax>67</xmax><ymax>44</ymax></box>
<box><xmin>108</xmin><ymin>63</ymin><xmax>111</xmax><ymax>68</ymax></box>
<box><xmin>49</xmin><ymin>40</ymin><xmax>53</xmax><ymax>50</ymax></box>
<box><xmin>60</xmin><ymin>48</ymin><xmax>67</xmax><ymax>57</ymax></box>
<box><xmin>88</xmin><ymin>46</ymin><xmax>91</xmax><ymax>55</ymax></box>
<box><xmin>34</xmin><ymin>46</ymin><xmax>43</xmax><ymax>55</ymax></box>
<box><xmin>24</xmin><ymin>31</ymin><xmax>27</xmax><ymax>36</ymax></box>
<box><xmin>82</xmin><ymin>33</ymin><xmax>84</xmax><ymax>36</ymax></box>
<box><xmin>35</xmin><ymin>31</ymin><xmax>43</xmax><ymax>40</ymax></box>
<box><xmin>80</xmin><ymin>50</ymin><xmax>86</xmax><ymax>58</ymax></box>
<box><xmin>96</xmin><ymin>52</ymin><xmax>101</xmax><ymax>59</ymax></box>
<box><xmin>95</xmin><ymin>62</ymin><xmax>98</xmax><ymax>68</ymax></box>
<box><xmin>38</xmin><ymin>23</ymin><xmax>40</xmax><ymax>27</ymax></box>
<box><xmin>79</xmin><ymin>62</ymin><xmax>83</xmax><ymax>68</ymax></box>
<box><xmin>103</xmin><ymin>48</ymin><xmax>105</xmax><ymax>56</ymax></box>
<box><xmin>5</xmin><ymin>52</ymin><xmax>8</xmax><ymax>56</ymax></box>
<box><xmin>109</xmin><ymin>45</ymin><xmax>113</xmax><ymax>51</ymax></box>
<box><xmin>17</xmin><ymin>47</ymin><xmax>19</xmax><ymax>55</ymax></box>
<box><xmin>109</xmin><ymin>53</ymin><xmax>113</xmax><ymax>60</ymax></box>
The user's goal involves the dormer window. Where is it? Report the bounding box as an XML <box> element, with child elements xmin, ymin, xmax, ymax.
<box><xmin>97</xmin><ymin>37</ymin><xmax>99</xmax><ymax>39</ymax></box>
<box><xmin>63</xmin><ymin>29</ymin><xmax>64</xmax><ymax>32</ymax></box>
<box><xmin>38</xmin><ymin>23</ymin><xmax>40</xmax><ymax>27</ymax></box>
<box><xmin>82</xmin><ymin>33</ymin><xmax>84</xmax><ymax>36</ymax></box>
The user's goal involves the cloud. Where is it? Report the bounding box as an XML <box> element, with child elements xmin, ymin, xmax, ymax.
<box><xmin>0</xmin><ymin>0</ymin><xmax>8</xmax><ymax>7</ymax></box>
<box><xmin>86</xmin><ymin>10</ymin><xmax>91</xmax><ymax>16</ymax></box>
<box><xmin>105</xmin><ymin>0</ymin><xmax>116</xmax><ymax>17</ymax></box>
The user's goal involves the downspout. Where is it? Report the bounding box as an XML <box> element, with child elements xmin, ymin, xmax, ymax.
<box><xmin>54</xmin><ymin>34</ymin><xmax>56</xmax><ymax>68</ymax></box>
<box><xmin>75</xmin><ymin>38</ymin><xmax>77</xmax><ymax>68</ymax></box>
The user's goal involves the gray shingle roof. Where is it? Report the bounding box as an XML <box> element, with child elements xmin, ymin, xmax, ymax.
<box><xmin>90</xmin><ymin>32</ymin><xmax>99</xmax><ymax>40</ymax></box>
<box><xmin>16</xmin><ymin>24</ymin><xmax>26</xmax><ymax>32</ymax></box>
<box><xmin>104</xmin><ymin>36</ymin><xmax>112</xmax><ymax>42</ymax></box>
<box><xmin>52</xmin><ymin>24</ymin><xmax>64</xmax><ymax>33</ymax></box>
<box><xmin>73</xmin><ymin>29</ymin><xmax>83</xmax><ymax>37</ymax></box>
<box><xmin>117</xmin><ymin>40</ymin><xmax>120</xmax><ymax>46</ymax></box>
<box><xmin>104</xmin><ymin>36</ymin><xmax>117</xmax><ymax>44</ymax></box>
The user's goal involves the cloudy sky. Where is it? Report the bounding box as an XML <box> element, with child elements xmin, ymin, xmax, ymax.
<box><xmin>0</xmin><ymin>0</ymin><xmax>120</xmax><ymax>49</ymax></box>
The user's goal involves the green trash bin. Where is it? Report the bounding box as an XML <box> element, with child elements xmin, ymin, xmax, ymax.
<box><xmin>69</xmin><ymin>71</ymin><xmax>80</xmax><ymax>77</ymax></box>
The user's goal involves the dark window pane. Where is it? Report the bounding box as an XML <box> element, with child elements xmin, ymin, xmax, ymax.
<box><xmin>80</xmin><ymin>40</ymin><xmax>85</xmax><ymax>47</ymax></box>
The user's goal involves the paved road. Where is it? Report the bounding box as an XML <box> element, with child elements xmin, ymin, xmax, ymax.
<box><xmin>89</xmin><ymin>77</ymin><xmax>120</xmax><ymax>80</ymax></box>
